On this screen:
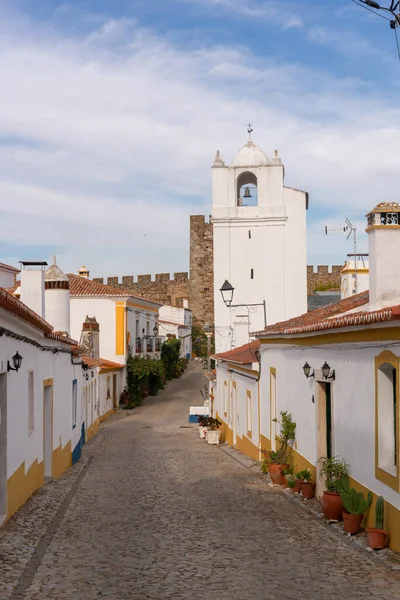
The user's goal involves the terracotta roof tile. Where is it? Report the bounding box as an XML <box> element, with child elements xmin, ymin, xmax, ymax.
<box><xmin>68</xmin><ymin>274</ymin><xmax>161</xmax><ymax>307</ymax></box>
<box><xmin>0</xmin><ymin>288</ymin><xmax>53</xmax><ymax>334</ymax></box>
<box><xmin>213</xmin><ymin>339</ymin><xmax>260</xmax><ymax>365</ymax></box>
<box><xmin>81</xmin><ymin>355</ymin><xmax>124</xmax><ymax>370</ymax></box>
<box><xmin>252</xmin><ymin>291</ymin><xmax>400</xmax><ymax>337</ymax></box>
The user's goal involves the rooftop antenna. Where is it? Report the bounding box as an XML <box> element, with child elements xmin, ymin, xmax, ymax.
<box><xmin>355</xmin><ymin>1</ymin><xmax>400</xmax><ymax>58</ymax></box>
<box><xmin>323</xmin><ymin>218</ymin><xmax>358</xmax><ymax>294</ymax></box>
<box><xmin>247</xmin><ymin>123</ymin><xmax>253</xmax><ymax>142</ymax></box>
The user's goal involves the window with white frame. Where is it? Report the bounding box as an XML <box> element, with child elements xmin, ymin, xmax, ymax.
<box><xmin>246</xmin><ymin>390</ymin><xmax>252</xmax><ymax>438</ymax></box>
<box><xmin>28</xmin><ymin>371</ymin><xmax>34</xmax><ymax>435</ymax></box>
<box><xmin>224</xmin><ymin>381</ymin><xmax>228</xmax><ymax>416</ymax></box>
<box><xmin>106</xmin><ymin>376</ymin><xmax>111</xmax><ymax>399</ymax></box>
<box><xmin>72</xmin><ymin>379</ymin><xmax>78</xmax><ymax>429</ymax></box>
<box><xmin>377</xmin><ymin>362</ymin><xmax>397</xmax><ymax>476</ymax></box>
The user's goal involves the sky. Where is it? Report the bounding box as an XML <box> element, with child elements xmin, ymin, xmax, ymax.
<box><xmin>0</xmin><ymin>0</ymin><xmax>399</xmax><ymax>279</ymax></box>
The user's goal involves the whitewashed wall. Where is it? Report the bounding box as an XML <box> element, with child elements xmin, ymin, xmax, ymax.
<box><xmin>260</xmin><ymin>337</ymin><xmax>400</xmax><ymax>511</ymax></box>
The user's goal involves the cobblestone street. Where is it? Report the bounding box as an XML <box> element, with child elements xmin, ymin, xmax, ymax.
<box><xmin>1</xmin><ymin>362</ymin><xmax>400</xmax><ymax>599</ymax></box>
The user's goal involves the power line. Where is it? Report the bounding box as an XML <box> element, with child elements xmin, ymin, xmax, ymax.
<box><xmin>351</xmin><ymin>0</ymin><xmax>392</xmax><ymax>20</ymax></box>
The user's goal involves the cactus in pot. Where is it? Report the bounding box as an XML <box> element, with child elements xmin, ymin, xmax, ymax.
<box><xmin>339</xmin><ymin>476</ymin><xmax>372</xmax><ymax>534</ymax></box>
<box><xmin>367</xmin><ymin>496</ymin><xmax>388</xmax><ymax>549</ymax></box>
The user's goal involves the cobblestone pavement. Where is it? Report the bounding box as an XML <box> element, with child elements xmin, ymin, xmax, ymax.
<box><xmin>1</xmin><ymin>362</ymin><xmax>400</xmax><ymax>599</ymax></box>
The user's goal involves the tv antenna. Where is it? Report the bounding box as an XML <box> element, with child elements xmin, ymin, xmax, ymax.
<box><xmin>323</xmin><ymin>218</ymin><xmax>358</xmax><ymax>294</ymax></box>
<box><xmin>354</xmin><ymin>1</ymin><xmax>400</xmax><ymax>59</ymax></box>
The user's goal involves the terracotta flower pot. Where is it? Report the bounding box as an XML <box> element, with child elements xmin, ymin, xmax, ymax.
<box><xmin>321</xmin><ymin>491</ymin><xmax>343</xmax><ymax>521</ymax></box>
<box><xmin>366</xmin><ymin>528</ymin><xmax>388</xmax><ymax>549</ymax></box>
<box><xmin>294</xmin><ymin>479</ymin><xmax>303</xmax><ymax>493</ymax></box>
<box><xmin>268</xmin><ymin>464</ymin><xmax>288</xmax><ymax>485</ymax></box>
<box><xmin>300</xmin><ymin>481</ymin><xmax>315</xmax><ymax>499</ymax></box>
<box><xmin>342</xmin><ymin>512</ymin><xmax>363</xmax><ymax>535</ymax></box>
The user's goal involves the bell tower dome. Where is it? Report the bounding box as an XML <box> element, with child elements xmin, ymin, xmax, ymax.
<box><xmin>212</xmin><ymin>130</ymin><xmax>308</xmax><ymax>353</ymax></box>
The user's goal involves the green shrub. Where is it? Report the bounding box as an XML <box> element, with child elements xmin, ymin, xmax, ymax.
<box><xmin>161</xmin><ymin>337</ymin><xmax>181</xmax><ymax>380</ymax></box>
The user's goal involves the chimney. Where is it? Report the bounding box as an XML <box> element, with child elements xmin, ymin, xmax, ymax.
<box><xmin>44</xmin><ymin>256</ymin><xmax>70</xmax><ymax>334</ymax></box>
<box><xmin>367</xmin><ymin>202</ymin><xmax>400</xmax><ymax>306</ymax></box>
<box><xmin>19</xmin><ymin>261</ymin><xmax>47</xmax><ymax>318</ymax></box>
<box><xmin>78</xmin><ymin>265</ymin><xmax>90</xmax><ymax>279</ymax></box>
<box><xmin>79</xmin><ymin>316</ymin><xmax>100</xmax><ymax>359</ymax></box>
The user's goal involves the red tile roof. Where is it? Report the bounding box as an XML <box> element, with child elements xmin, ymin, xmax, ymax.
<box><xmin>252</xmin><ymin>291</ymin><xmax>400</xmax><ymax>337</ymax></box>
<box><xmin>0</xmin><ymin>288</ymin><xmax>78</xmax><ymax>345</ymax></box>
<box><xmin>68</xmin><ymin>274</ymin><xmax>161</xmax><ymax>306</ymax></box>
<box><xmin>213</xmin><ymin>340</ymin><xmax>260</xmax><ymax>365</ymax></box>
<box><xmin>81</xmin><ymin>355</ymin><xmax>124</xmax><ymax>371</ymax></box>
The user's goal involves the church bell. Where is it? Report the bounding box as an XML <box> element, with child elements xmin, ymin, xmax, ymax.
<box><xmin>243</xmin><ymin>187</ymin><xmax>252</xmax><ymax>198</ymax></box>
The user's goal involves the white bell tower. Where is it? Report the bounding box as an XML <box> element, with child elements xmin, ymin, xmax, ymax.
<box><xmin>212</xmin><ymin>128</ymin><xmax>308</xmax><ymax>353</ymax></box>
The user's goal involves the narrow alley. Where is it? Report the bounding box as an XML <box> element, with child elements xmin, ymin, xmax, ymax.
<box><xmin>1</xmin><ymin>362</ymin><xmax>400</xmax><ymax>600</ymax></box>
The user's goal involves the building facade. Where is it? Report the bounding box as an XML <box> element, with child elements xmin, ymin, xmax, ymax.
<box><xmin>212</xmin><ymin>139</ymin><xmax>308</xmax><ymax>353</ymax></box>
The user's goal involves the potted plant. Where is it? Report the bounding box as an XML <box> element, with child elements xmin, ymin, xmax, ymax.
<box><xmin>263</xmin><ymin>411</ymin><xmax>296</xmax><ymax>485</ymax></box>
<box><xmin>298</xmin><ymin>469</ymin><xmax>315</xmax><ymax>499</ymax></box>
<box><xmin>281</xmin><ymin>466</ymin><xmax>294</xmax><ymax>487</ymax></box>
<box><xmin>286</xmin><ymin>474</ymin><xmax>297</xmax><ymax>490</ymax></box>
<box><xmin>206</xmin><ymin>417</ymin><xmax>222</xmax><ymax>445</ymax></box>
<box><xmin>367</xmin><ymin>496</ymin><xmax>388</xmax><ymax>549</ymax></box>
<box><xmin>319</xmin><ymin>456</ymin><xmax>350</xmax><ymax>521</ymax></box>
<box><xmin>294</xmin><ymin>471</ymin><xmax>304</xmax><ymax>493</ymax></box>
<box><xmin>197</xmin><ymin>415</ymin><xmax>209</xmax><ymax>439</ymax></box>
<box><xmin>340</xmin><ymin>476</ymin><xmax>372</xmax><ymax>534</ymax></box>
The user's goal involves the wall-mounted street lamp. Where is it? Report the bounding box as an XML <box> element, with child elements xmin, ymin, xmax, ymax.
<box><xmin>321</xmin><ymin>361</ymin><xmax>335</xmax><ymax>381</ymax></box>
<box><xmin>7</xmin><ymin>351</ymin><xmax>23</xmax><ymax>373</ymax></box>
<box><xmin>302</xmin><ymin>362</ymin><xmax>314</xmax><ymax>379</ymax></box>
<box><xmin>219</xmin><ymin>280</ymin><xmax>267</xmax><ymax>328</ymax></box>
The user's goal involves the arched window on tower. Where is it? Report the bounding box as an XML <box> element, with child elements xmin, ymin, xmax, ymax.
<box><xmin>237</xmin><ymin>171</ymin><xmax>258</xmax><ymax>207</ymax></box>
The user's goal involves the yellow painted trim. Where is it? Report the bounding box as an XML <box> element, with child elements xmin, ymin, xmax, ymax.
<box><xmin>216</xmin><ymin>412</ymin><xmax>233</xmax><ymax>446</ymax></box>
<box><xmin>43</xmin><ymin>378</ymin><xmax>53</xmax><ymax>388</ymax></box>
<box><xmin>349</xmin><ymin>475</ymin><xmax>400</xmax><ymax>553</ymax></box>
<box><xmin>236</xmin><ymin>433</ymin><xmax>259</xmax><ymax>461</ymax></box>
<box><xmin>126</xmin><ymin>300</ymin><xmax>158</xmax><ymax>313</ymax></box>
<box><xmin>228</xmin><ymin>365</ymin><xmax>259</xmax><ymax>376</ymax></box>
<box><xmin>52</xmin><ymin>441</ymin><xmax>72</xmax><ymax>479</ymax></box>
<box><xmin>260</xmin><ymin>327</ymin><xmax>400</xmax><ymax>346</ymax></box>
<box><xmin>100</xmin><ymin>408</ymin><xmax>115</xmax><ymax>423</ymax></box>
<box><xmin>7</xmin><ymin>459</ymin><xmax>44</xmax><ymax>521</ymax></box>
<box><xmin>340</xmin><ymin>268</ymin><xmax>369</xmax><ymax>274</ymax></box>
<box><xmin>366</xmin><ymin>225</ymin><xmax>400</xmax><ymax>232</ymax></box>
<box><xmin>375</xmin><ymin>351</ymin><xmax>400</xmax><ymax>492</ymax></box>
<box><xmin>246</xmin><ymin>390</ymin><xmax>252</xmax><ymax>439</ymax></box>
<box><xmin>115</xmin><ymin>304</ymin><xmax>125</xmax><ymax>356</ymax></box>
<box><xmin>260</xmin><ymin>433</ymin><xmax>271</xmax><ymax>453</ymax></box>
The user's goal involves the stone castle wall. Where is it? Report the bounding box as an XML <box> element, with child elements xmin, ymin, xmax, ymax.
<box><xmin>96</xmin><ymin>215</ymin><xmax>342</xmax><ymax>323</ymax></box>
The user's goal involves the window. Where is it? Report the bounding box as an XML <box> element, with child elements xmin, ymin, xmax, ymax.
<box><xmin>375</xmin><ymin>351</ymin><xmax>399</xmax><ymax>491</ymax></box>
<box><xmin>224</xmin><ymin>381</ymin><xmax>228</xmax><ymax>417</ymax></box>
<box><xmin>246</xmin><ymin>390</ymin><xmax>252</xmax><ymax>438</ymax></box>
<box><xmin>106</xmin><ymin>377</ymin><xmax>111</xmax><ymax>399</ymax></box>
<box><xmin>248</xmin><ymin>230</ymin><xmax>251</xmax><ymax>239</ymax></box>
<box><xmin>251</xmin><ymin>269</ymin><xmax>254</xmax><ymax>279</ymax></box>
<box><xmin>28</xmin><ymin>371</ymin><xmax>34</xmax><ymax>435</ymax></box>
<box><xmin>72</xmin><ymin>379</ymin><xmax>77</xmax><ymax>429</ymax></box>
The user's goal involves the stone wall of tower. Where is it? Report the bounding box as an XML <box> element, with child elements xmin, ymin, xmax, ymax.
<box><xmin>189</xmin><ymin>215</ymin><xmax>214</xmax><ymax>326</ymax></box>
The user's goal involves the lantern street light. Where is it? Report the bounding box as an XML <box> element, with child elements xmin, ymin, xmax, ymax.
<box><xmin>302</xmin><ymin>362</ymin><xmax>314</xmax><ymax>379</ymax></box>
<box><xmin>321</xmin><ymin>361</ymin><xmax>335</xmax><ymax>381</ymax></box>
<box><xmin>219</xmin><ymin>280</ymin><xmax>267</xmax><ymax>328</ymax></box>
<box><xmin>7</xmin><ymin>351</ymin><xmax>23</xmax><ymax>373</ymax></box>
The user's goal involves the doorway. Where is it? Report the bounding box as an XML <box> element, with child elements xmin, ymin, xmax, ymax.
<box><xmin>316</xmin><ymin>381</ymin><xmax>333</xmax><ymax>497</ymax></box>
<box><xmin>43</xmin><ymin>381</ymin><xmax>53</xmax><ymax>482</ymax></box>
<box><xmin>270</xmin><ymin>369</ymin><xmax>277</xmax><ymax>451</ymax></box>
<box><xmin>112</xmin><ymin>374</ymin><xmax>117</xmax><ymax>410</ymax></box>
<box><xmin>0</xmin><ymin>374</ymin><xmax>7</xmax><ymax>523</ymax></box>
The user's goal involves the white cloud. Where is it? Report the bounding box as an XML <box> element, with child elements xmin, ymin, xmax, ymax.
<box><xmin>0</xmin><ymin>11</ymin><xmax>399</xmax><ymax>277</ymax></box>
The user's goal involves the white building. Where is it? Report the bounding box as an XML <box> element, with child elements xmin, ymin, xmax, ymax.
<box><xmin>0</xmin><ymin>287</ymin><xmax>84</xmax><ymax>525</ymax></box>
<box><xmin>0</xmin><ymin>262</ymin><xmax>19</xmax><ymax>289</ymax></box>
<box><xmin>212</xmin><ymin>137</ymin><xmax>308</xmax><ymax>354</ymax></box>
<box><xmin>214</xmin><ymin>202</ymin><xmax>400</xmax><ymax>553</ymax></box>
<box><xmin>159</xmin><ymin>305</ymin><xmax>192</xmax><ymax>358</ymax></box>
<box><xmin>340</xmin><ymin>254</ymin><xmax>369</xmax><ymax>299</ymax></box>
<box><xmin>68</xmin><ymin>273</ymin><xmax>162</xmax><ymax>365</ymax></box>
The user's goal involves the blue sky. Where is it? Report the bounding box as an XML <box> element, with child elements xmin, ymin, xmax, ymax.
<box><xmin>0</xmin><ymin>0</ymin><xmax>399</xmax><ymax>277</ymax></box>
